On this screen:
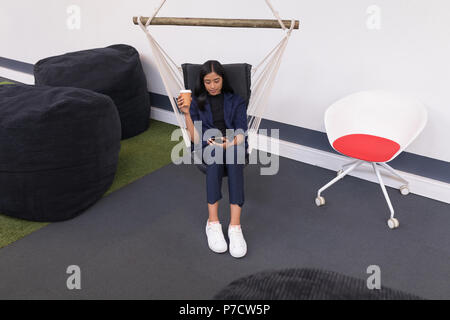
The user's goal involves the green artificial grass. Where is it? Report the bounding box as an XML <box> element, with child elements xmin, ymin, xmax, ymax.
<box><xmin>0</xmin><ymin>119</ymin><xmax>184</xmax><ymax>249</ymax></box>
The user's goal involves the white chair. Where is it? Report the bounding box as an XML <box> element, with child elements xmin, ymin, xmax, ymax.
<box><xmin>315</xmin><ymin>90</ymin><xmax>428</xmax><ymax>229</ymax></box>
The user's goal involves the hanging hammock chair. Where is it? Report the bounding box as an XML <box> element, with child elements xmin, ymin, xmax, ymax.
<box><xmin>134</xmin><ymin>0</ymin><xmax>299</xmax><ymax>173</ymax></box>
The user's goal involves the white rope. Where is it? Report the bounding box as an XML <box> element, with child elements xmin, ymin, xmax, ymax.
<box><xmin>248</xmin><ymin>39</ymin><xmax>288</xmax><ymax>132</ymax></box>
<box><xmin>138</xmin><ymin>16</ymin><xmax>191</xmax><ymax>147</ymax></box>
<box><xmin>137</xmin><ymin>0</ymin><xmax>296</xmax><ymax>148</ymax></box>
<box><xmin>251</xmin><ymin>37</ymin><xmax>289</xmax><ymax>132</ymax></box>
<box><xmin>252</xmin><ymin>36</ymin><xmax>285</xmax><ymax>75</ymax></box>
<box><xmin>265</xmin><ymin>0</ymin><xmax>287</xmax><ymax>30</ymax></box>
<box><xmin>252</xmin><ymin>37</ymin><xmax>287</xmax><ymax>90</ymax></box>
<box><xmin>146</xmin><ymin>0</ymin><xmax>167</xmax><ymax>27</ymax></box>
<box><xmin>249</xmin><ymin>32</ymin><xmax>291</xmax><ymax>133</ymax></box>
<box><xmin>249</xmin><ymin>36</ymin><xmax>288</xmax><ymax>115</ymax></box>
<box><xmin>153</xmin><ymin>37</ymin><xmax>184</xmax><ymax>74</ymax></box>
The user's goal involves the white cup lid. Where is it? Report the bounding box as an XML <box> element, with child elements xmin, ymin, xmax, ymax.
<box><xmin>180</xmin><ymin>89</ymin><xmax>192</xmax><ymax>93</ymax></box>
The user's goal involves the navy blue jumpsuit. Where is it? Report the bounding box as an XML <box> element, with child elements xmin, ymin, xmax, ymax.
<box><xmin>189</xmin><ymin>92</ymin><xmax>248</xmax><ymax>207</ymax></box>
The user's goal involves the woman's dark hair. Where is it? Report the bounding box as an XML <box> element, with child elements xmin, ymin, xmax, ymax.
<box><xmin>194</xmin><ymin>60</ymin><xmax>234</xmax><ymax>111</ymax></box>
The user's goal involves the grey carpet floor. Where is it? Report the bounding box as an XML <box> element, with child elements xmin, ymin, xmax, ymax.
<box><xmin>0</xmin><ymin>154</ymin><xmax>449</xmax><ymax>299</ymax></box>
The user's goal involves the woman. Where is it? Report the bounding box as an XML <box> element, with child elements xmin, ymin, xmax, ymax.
<box><xmin>177</xmin><ymin>60</ymin><xmax>248</xmax><ymax>258</ymax></box>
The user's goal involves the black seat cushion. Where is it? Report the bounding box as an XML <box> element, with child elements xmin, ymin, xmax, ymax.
<box><xmin>0</xmin><ymin>85</ymin><xmax>121</xmax><ymax>222</ymax></box>
<box><xmin>214</xmin><ymin>268</ymin><xmax>423</xmax><ymax>300</ymax></box>
<box><xmin>34</xmin><ymin>44</ymin><xmax>150</xmax><ymax>139</ymax></box>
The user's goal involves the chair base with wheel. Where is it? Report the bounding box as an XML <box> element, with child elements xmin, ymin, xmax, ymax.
<box><xmin>315</xmin><ymin>158</ymin><xmax>409</xmax><ymax>229</ymax></box>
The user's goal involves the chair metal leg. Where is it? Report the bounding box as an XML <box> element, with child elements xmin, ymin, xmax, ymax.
<box><xmin>372</xmin><ymin>163</ymin><xmax>399</xmax><ymax>229</ymax></box>
<box><xmin>341</xmin><ymin>159</ymin><xmax>359</xmax><ymax>169</ymax></box>
<box><xmin>377</xmin><ymin>162</ymin><xmax>410</xmax><ymax>195</ymax></box>
<box><xmin>336</xmin><ymin>159</ymin><xmax>359</xmax><ymax>176</ymax></box>
<box><xmin>317</xmin><ymin>160</ymin><xmax>363</xmax><ymax>197</ymax></box>
<box><xmin>378</xmin><ymin>162</ymin><xmax>409</xmax><ymax>185</ymax></box>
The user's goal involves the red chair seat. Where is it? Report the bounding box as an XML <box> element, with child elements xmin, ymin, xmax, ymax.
<box><xmin>332</xmin><ymin>134</ymin><xmax>400</xmax><ymax>162</ymax></box>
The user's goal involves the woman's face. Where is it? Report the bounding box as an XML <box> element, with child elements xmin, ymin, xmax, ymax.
<box><xmin>203</xmin><ymin>72</ymin><xmax>223</xmax><ymax>96</ymax></box>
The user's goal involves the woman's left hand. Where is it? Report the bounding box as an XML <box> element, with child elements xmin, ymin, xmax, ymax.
<box><xmin>207</xmin><ymin>137</ymin><xmax>234</xmax><ymax>149</ymax></box>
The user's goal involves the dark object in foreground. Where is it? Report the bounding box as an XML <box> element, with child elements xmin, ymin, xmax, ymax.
<box><xmin>214</xmin><ymin>268</ymin><xmax>423</xmax><ymax>300</ymax></box>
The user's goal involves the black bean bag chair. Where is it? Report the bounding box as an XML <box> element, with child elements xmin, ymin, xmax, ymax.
<box><xmin>34</xmin><ymin>44</ymin><xmax>150</xmax><ymax>140</ymax></box>
<box><xmin>0</xmin><ymin>84</ymin><xmax>121</xmax><ymax>222</ymax></box>
<box><xmin>214</xmin><ymin>268</ymin><xmax>423</xmax><ymax>300</ymax></box>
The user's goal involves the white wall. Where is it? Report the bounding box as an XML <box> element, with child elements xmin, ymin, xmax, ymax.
<box><xmin>1</xmin><ymin>0</ymin><xmax>449</xmax><ymax>162</ymax></box>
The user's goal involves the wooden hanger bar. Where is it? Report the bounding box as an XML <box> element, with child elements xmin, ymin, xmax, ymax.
<box><xmin>133</xmin><ymin>17</ymin><xmax>299</xmax><ymax>29</ymax></box>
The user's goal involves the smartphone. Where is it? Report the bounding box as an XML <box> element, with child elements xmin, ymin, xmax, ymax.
<box><xmin>211</xmin><ymin>136</ymin><xmax>225</xmax><ymax>144</ymax></box>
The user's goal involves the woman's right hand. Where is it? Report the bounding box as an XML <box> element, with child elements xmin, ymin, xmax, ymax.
<box><xmin>177</xmin><ymin>95</ymin><xmax>191</xmax><ymax>115</ymax></box>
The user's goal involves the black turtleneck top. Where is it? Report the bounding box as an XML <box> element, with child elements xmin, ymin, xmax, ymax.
<box><xmin>207</xmin><ymin>93</ymin><xmax>226</xmax><ymax>137</ymax></box>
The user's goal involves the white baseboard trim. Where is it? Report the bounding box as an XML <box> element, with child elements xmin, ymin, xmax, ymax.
<box><xmin>151</xmin><ymin>106</ymin><xmax>450</xmax><ymax>204</ymax></box>
<box><xmin>150</xmin><ymin>106</ymin><xmax>181</xmax><ymax>126</ymax></box>
<box><xmin>255</xmin><ymin>134</ymin><xmax>450</xmax><ymax>204</ymax></box>
<box><xmin>0</xmin><ymin>67</ymin><xmax>34</xmax><ymax>84</ymax></box>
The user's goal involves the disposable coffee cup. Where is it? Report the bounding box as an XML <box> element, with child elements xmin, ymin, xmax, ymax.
<box><xmin>180</xmin><ymin>89</ymin><xmax>192</xmax><ymax>104</ymax></box>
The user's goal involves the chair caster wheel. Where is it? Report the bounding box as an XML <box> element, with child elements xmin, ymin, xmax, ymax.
<box><xmin>337</xmin><ymin>169</ymin><xmax>344</xmax><ymax>176</ymax></box>
<box><xmin>315</xmin><ymin>196</ymin><xmax>325</xmax><ymax>207</ymax></box>
<box><xmin>400</xmin><ymin>185</ymin><xmax>409</xmax><ymax>195</ymax></box>
<box><xmin>387</xmin><ymin>218</ymin><xmax>399</xmax><ymax>229</ymax></box>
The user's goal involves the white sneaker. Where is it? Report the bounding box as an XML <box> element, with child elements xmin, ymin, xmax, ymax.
<box><xmin>205</xmin><ymin>221</ymin><xmax>227</xmax><ymax>253</ymax></box>
<box><xmin>228</xmin><ymin>225</ymin><xmax>247</xmax><ymax>258</ymax></box>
